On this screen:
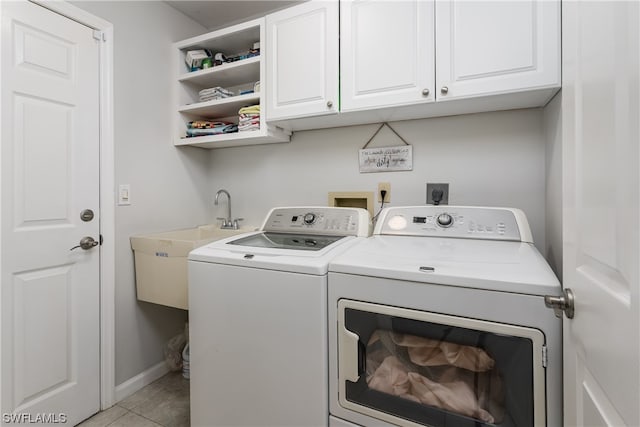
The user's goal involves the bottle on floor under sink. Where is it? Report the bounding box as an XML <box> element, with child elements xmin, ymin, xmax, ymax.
<box><xmin>182</xmin><ymin>343</ymin><xmax>190</xmax><ymax>380</ymax></box>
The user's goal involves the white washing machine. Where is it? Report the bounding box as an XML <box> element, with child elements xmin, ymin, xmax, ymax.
<box><xmin>188</xmin><ymin>206</ymin><xmax>370</xmax><ymax>427</ymax></box>
<box><xmin>328</xmin><ymin>206</ymin><xmax>562</xmax><ymax>427</ymax></box>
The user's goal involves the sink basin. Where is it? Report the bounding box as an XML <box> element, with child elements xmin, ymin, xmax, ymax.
<box><xmin>143</xmin><ymin>225</ymin><xmax>250</xmax><ymax>244</ymax></box>
<box><xmin>130</xmin><ymin>225</ymin><xmax>255</xmax><ymax>310</ymax></box>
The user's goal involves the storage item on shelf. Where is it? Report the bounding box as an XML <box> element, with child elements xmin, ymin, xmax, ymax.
<box><xmin>186</xmin><ymin>120</ymin><xmax>238</xmax><ymax>137</ymax></box>
<box><xmin>238</xmin><ymin>104</ymin><xmax>260</xmax><ymax>132</ymax></box>
<box><xmin>185</xmin><ymin>49</ymin><xmax>212</xmax><ymax>71</ymax></box>
<box><xmin>199</xmin><ymin>86</ymin><xmax>234</xmax><ymax>102</ymax></box>
<box><xmin>226</xmin><ymin>48</ymin><xmax>260</xmax><ymax>63</ymax></box>
<box><xmin>201</xmin><ymin>58</ymin><xmax>213</xmax><ymax>69</ymax></box>
<box><xmin>213</xmin><ymin>52</ymin><xmax>227</xmax><ymax>65</ymax></box>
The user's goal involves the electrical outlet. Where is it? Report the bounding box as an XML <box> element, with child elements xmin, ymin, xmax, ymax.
<box><xmin>378</xmin><ymin>182</ymin><xmax>391</xmax><ymax>203</ymax></box>
<box><xmin>426</xmin><ymin>183</ymin><xmax>449</xmax><ymax>205</ymax></box>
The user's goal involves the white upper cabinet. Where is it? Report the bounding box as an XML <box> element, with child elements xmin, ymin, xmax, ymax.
<box><xmin>264</xmin><ymin>0</ymin><xmax>560</xmax><ymax>131</ymax></box>
<box><xmin>340</xmin><ymin>0</ymin><xmax>435</xmax><ymax>112</ymax></box>
<box><xmin>435</xmin><ymin>0</ymin><xmax>561</xmax><ymax>101</ymax></box>
<box><xmin>265</xmin><ymin>1</ymin><xmax>339</xmax><ymax>121</ymax></box>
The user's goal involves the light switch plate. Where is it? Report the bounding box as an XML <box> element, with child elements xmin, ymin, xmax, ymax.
<box><xmin>118</xmin><ymin>184</ymin><xmax>131</xmax><ymax>206</ymax></box>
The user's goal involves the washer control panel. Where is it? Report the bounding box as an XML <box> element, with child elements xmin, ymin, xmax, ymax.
<box><xmin>262</xmin><ymin>207</ymin><xmax>370</xmax><ymax>237</ymax></box>
<box><xmin>376</xmin><ymin>206</ymin><xmax>532</xmax><ymax>242</ymax></box>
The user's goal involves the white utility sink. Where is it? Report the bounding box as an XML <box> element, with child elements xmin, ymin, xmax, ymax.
<box><xmin>130</xmin><ymin>225</ymin><xmax>253</xmax><ymax>310</ymax></box>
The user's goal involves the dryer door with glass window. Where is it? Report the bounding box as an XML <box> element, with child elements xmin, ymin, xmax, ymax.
<box><xmin>337</xmin><ymin>300</ymin><xmax>546</xmax><ymax>427</ymax></box>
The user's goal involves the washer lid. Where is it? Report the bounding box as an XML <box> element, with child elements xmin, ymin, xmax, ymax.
<box><xmin>228</xmin><ymin>232</ymin><xmax>345</xmax><ymax>251</ymax></box>
<box><xmin>329</xmin><ymin>235</ymin><xmax>561</xmax><ymax>296</ymax></box>
<box><xmin>189</xmin><ymin>231</ymin><xmax>365</xmax><ymax>275</ymax></box>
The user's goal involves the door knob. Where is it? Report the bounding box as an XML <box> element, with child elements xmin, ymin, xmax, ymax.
<box><xmin>441</xmin><ymin>86</ymin><xmax>449</xmax><ymax>95</ymax></box>
<box><xmin>422</xmin><ymin>88</ymin><xmax>430</xmax><ymax>96</ymax></box>
<box><xmin>326</xmin><ymin>100</ymin><xmax>333</xmax><ymax>108</ymax></box>
<box><xmin>70</xmin><ymin>236</ymin><xmax>99</xmax><ymax>251</ymax></box>
<box><xmin>544</xmin><ymin>288</ymin><xmax>575</xmax><ymax>319</ymax></box>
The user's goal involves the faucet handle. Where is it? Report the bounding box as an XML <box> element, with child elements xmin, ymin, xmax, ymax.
<box><xmin>216</xmin><ymin>217</ymin><xmax>229</xmax><ymax>227</ymax></box>
<box><xmin>232</xmin><ymin>218</ymin><xmax>244</xmax><ymax>230</ymax></box>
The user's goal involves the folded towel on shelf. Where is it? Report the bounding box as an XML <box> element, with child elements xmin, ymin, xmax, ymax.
<box><xmin>238</xmin><ymin>104</ymin><xmax>260</xmax><ymax>115</ymax></box>
<box><xmin>238</xmin><ymin>124</ymin><xmax>260</xmax><ymax>132</ymax></box>
<box><xmin>188</xmin><ymin>120</ymin><xmax>232</xmax><ymax>129</ymax></box>
<box><xmin>238</xmin><ymin>104</ymin><xmax>260</xmax><ymax>132</ymax></box>
<box><xmin>185</xmin><ymin>120</ymin><xmax>238</xmax><ymax>137</ymax></box>
<box><xmin>198</xmin><ymin>86</ymin><xmax>234</xmax><ymax>102</ymax></box>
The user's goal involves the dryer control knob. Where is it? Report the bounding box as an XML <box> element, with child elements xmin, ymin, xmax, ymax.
<box><xmin>436</xmin><ymin>213</ymin><xmax>453</xmax><ymax>228</ymax></box>
<box><xmin>303</xmin><ymin>213</ymin><xmax>317</xmax><ymax>225</ymax></box>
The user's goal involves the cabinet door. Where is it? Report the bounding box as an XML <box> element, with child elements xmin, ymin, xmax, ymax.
<box><xmin>265</xmin><ymin>1</ymin><xmax>338</xmax><ymax>121</ymax></box>
<box><xmin>435</xmin><ymin>0</ymin><xmax>560</xmax><ymax>101</ymax></box>
<box><xmin>340</xmin><ymin>0</ymin><xmax>435</xmax><ymax>112</ymax></box>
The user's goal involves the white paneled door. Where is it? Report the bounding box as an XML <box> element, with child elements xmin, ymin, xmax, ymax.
<box><xmin>562</xmin><ymin>1</ymin><xmax>640</xmax><ymax>426</ymax></box>
<box><xmin>1</xmin><ymin>1</ymin><xmax>101</xmax><ymax>424</ymax></box>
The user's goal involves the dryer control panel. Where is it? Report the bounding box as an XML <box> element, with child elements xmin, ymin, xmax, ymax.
<box><xmin>375</xmin><ymin>206</ymin><xmax>533</xmax><ymax>243</ymax></box>
<box><xmin>261</xmin><ymin>207</ymin><xmax>371</xmax><ymax>237</ymax></box>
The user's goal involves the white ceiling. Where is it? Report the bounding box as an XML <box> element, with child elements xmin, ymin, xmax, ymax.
<box><xmin>166</xmin><ymin>0</ymin><xmax>304</xmax><ymax>30</ymax></box>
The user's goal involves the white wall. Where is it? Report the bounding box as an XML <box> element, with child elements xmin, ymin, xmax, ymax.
<box><xmin>543</xmin><ymin>93</ymin><xmax>563</xmax><ymax>279</ymax></box>
<box><xmin>71</xmin><ymin>1</ymin><xmax>209</xmax><ymax>385</ymax></box>
<box><xmin>68</xmin><ymin>0</ymin><xmax>555</xmax><ymax>390</ymax></box>
<box><xmin>209</xmin><ymin>108</ymin><xmax>548</xmax><ymax>251</ymax></box>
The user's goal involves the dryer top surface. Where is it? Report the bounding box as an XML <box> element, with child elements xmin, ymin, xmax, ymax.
<box><xmin>329</xmin><ymin>235</ymin><xmax>561</xmax><ymax>296</ymax></box>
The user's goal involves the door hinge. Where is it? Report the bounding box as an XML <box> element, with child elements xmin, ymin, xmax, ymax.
<box><xmin>99</xmin><ymin>234</ymin><xmax>104</xmax><ymax>246</ymax></box>
<box><xmin>542</xmin><ymin>345</ymin><xmax>548</xmax><ymax>368</ymax></box>
<box><xmin>93</xmin><ymin>30</ymin><xmax>106</xmax><ymax>42</ymax></box>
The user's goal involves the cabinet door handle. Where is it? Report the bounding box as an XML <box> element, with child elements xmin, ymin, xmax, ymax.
<box><xmin>326</xmin><ymin>100</ymin><xmax>333</xmax><ymax>108</ymax></box>
<box><xmin>441</xmin><ymin>86</ymin><xmax>449</xmax><ymax>95</ymax></box>
<box><xmin>422</xmin><ymin>88</ymin><xmax>430</xmax><ymax>96</ymax></box>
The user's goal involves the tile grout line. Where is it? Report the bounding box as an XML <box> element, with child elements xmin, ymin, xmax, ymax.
<box><xmin>119</xmin><ymin>401</ymin><xmax>169</xmax><ymax>427</ymax></box>
<box><xmin>102</xmin><ymin>408</ymin><xmax>131</xmax><ymax>427</ymax></box>
<box><xmin>103</xmin><ymin>408</ymin><xmax>164</xmax><ymax>427</ymax></box>
<box><xmin>131</xmin><ymin>411</ymin><xmax>165</xmax><ymax>427</ymax></box>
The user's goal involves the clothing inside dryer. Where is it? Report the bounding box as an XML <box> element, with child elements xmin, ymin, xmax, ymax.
<box><xmin>343</xmin><ymin>307</ymin><xmax>536</xmax><ymax>427</ymax></box>
<box><xmin>365</xmin><ymin>330</ymin><xmax>504</xmax><ymax>424</ymax></box>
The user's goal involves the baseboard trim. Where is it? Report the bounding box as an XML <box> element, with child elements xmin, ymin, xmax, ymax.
<box><xmin>114</xmin><ymin>361</ymin><xmax>170</xmax><ymax>402</ymax></box>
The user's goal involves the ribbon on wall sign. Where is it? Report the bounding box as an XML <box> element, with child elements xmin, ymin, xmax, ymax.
<box><xmin>358</xmin><ymin>123</ymin><xmax>413</xmax><ymax>173</ymax></box>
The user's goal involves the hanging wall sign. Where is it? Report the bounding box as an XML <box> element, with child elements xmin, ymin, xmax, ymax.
<box><xmin>358</xmin><ymin>123</ymin><xmax>413</xmax><ymax>173</ymax></box>
<box><xmin>359</xmin><ymin>145</ymin><xmax>413</xmax><ymax>172</ymax></box>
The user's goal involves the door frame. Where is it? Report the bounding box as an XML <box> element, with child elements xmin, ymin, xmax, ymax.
<box><xmin>26</xmin><ymin>0</ymin><xmax>116</xmax><ymax>410</ymax></box>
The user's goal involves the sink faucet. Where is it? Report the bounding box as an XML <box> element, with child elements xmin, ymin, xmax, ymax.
<box><xmin>214</xmin><ymin>189</ymin><xmax>242</xmax><ymax>229</ymax></box>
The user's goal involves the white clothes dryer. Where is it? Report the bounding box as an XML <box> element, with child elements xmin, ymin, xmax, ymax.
<box><xmin>328</xmin><ymin>206</ymin><xmax>562</xmax><ymax>427</ymax></box>
<box><xmin>188</xmin><ymin>207</ymin><xmax>370</xmax><ymax>427</ymax></box>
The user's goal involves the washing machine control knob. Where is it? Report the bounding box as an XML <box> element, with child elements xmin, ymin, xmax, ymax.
<box><xmin>436</xmin><ymin>213</ymin><xmax>453</xmax><ymax>228</ymax></box>
<box><xmin>303</xmin><ymin>213</ymin><xmax>317</xmax><ymax>225</ymax></box>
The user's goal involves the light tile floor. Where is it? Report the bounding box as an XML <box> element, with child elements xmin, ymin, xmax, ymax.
<box><xmin>78</xmin><ymin>372</ymin><xmax>190</xmax><ymax>427</ymax></box>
